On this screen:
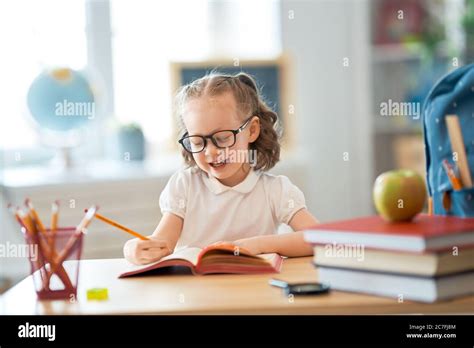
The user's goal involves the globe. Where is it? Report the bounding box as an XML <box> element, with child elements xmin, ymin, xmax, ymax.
<box><xmin>27</xmin><ymin>68</ymin><xmax>96</xmax><ymax>132</ymax></box>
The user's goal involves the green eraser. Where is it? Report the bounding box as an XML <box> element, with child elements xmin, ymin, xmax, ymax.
<box><xmin>87</xmin><ymin>288</ymin><xmax>109</xmax><ymax>301</ymax></box>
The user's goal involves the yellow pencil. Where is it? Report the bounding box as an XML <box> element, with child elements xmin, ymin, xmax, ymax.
<box><xmin>51</xmin><ymin>200</ymin><xmax>59</xmax><ymax>232</ymax></box>
<box><xmin>25</xmin><ymin>198</ymin><xmax>47</xmax><ymax>233</ymax></box>
<box><xmin>25</xmin><ymin>198</ymin><xmax>55</xmax><ymax>263</ymax></box>
<box><xmin>10</xmin><ymin>203</ymin><xmax>73</xmax><ymax>290</ymax></box>
<box><xmin>446</xmin><ymin>115</ymin><xmax>473</xmax><ymax>188</ymax></box>
<box><xmin>54</xmin><ymin>205</ymin><xmax>98</xmax><ymax>270</ymax></box>
<box><xmin>10</xmin><ymin>205</ymin><xmax>51</xmax><ymax>290</ymax></box>
<box><xmin>85</xmin><ymin>209</ymin><xmax>149</xmax><ymax>240</ymax></box>
<box><xmin>442</xmin><ymin>159</ymin><xmax>463</xmax><ymax>190</ymax></box>
<box><xmin>49</xmin><ymin>200</ymin><xmax>59</xmax><ymax>252</ymax></box>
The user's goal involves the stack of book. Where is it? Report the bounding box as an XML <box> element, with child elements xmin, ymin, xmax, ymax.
<box><xmin>304</xmin><ymin>215</ymin><xmax>474</xmax><ymax>302</ymax></box>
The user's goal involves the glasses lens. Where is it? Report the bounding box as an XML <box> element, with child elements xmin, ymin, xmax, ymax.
<box><xmin>182</xmin><ymin>136</ymin><xmax>205</xmax><ymax>153</ymax></box>
<box><xmin>212</xmin><ymin>131</ymin><xmax>235</xmax><ymax>148</ymax></box>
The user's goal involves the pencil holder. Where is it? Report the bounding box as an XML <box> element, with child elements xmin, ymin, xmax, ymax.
<box><xmin>22</xmin><ymin>227</ymin><xmax>83</xmax><ymax>300</ymax></box>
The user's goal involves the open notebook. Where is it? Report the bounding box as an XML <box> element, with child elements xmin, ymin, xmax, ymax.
<box><xmin>119</xmin><ymin>244</ymin><xmax>283</xmax><ymax>278</ymax></box>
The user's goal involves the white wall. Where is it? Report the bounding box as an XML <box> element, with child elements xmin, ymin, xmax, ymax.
<box><xmin>281</xmin><ymin>0</ymin><xmax>374</xmax><ymax>221</ymax></box>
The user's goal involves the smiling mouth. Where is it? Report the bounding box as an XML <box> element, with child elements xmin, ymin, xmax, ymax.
<box><xmin>209</xmin><ymin>160</ymin><xmax>228</xmax><ymax>168</ymax></box>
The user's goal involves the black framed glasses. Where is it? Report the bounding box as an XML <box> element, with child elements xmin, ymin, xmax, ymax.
<box><xmin>179</xmin><ymin>116</ymin><xmax>254</xmax><ymax>154</ymax></box>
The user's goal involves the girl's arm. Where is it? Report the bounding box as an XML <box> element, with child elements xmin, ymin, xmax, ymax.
<box><xmin>233</xmin><ymin>209</ymin><xmax>319</xmax><ymax>257</ymax></box>
<box><xmin>151</xmin><ymin>212</ymin><xmax>183</xmax><ymax>251</ymax></box>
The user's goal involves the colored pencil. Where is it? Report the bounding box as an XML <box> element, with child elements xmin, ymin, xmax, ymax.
<box><xmin>446</xmin><ymin>115</ymin><xmax>473</xmax><ymax>188</ymax></box>
<box><xmin>85</xmin><ymin>209</ymin><xmax>149</xmax><ymax>240</ymax></box>
<box><xmin>49</xmin><ymin>200</ymin><xmax>59</xmax><ymax>251</ymax></box>
<box><xmin>8</xmin><ymin>204</ymin><xmax>50</xmax><ymax>290</ymax></box>
<box><xmin>53</xmin><ymin>205</ymin><xmax>98</xmax><ymax>271</ymax></box>
<box><xmin>442</xmin><ymin>159</ymin><xmax>463</xmax><ymax>190</ymax></box>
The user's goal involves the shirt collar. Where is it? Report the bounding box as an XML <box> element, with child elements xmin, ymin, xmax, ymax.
<box><xmin>202</xmin><ymin>168</ymin><xmax>261</xmax><ymax>195</ymax></box>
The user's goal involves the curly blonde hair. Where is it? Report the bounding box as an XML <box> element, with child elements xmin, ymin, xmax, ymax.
<box><xmin>175</xmin><ymin>72</ymin><xmax>281</xmax><ymax>171</ymax></box>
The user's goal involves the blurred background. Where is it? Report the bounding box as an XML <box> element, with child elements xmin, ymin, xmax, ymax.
<box><xmin>1</xmin><ymin>0</ymin><xmax>473</xmax><ymax>290</ymax></box>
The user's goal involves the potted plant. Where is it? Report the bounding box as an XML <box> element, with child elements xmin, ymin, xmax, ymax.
<box><xmin>117</xmin><ymin>122</ymin><xmax>145</xmax><ymax>161</ymax></box>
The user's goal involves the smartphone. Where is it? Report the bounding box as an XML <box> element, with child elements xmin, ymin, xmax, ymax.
<box><xmin>269</xmin><ymin>278</ymin><xmax>330</xmax><ymax>295</ymax></box>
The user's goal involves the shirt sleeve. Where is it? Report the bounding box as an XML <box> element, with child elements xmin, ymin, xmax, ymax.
<box><xmin>271</xmin><ymin>176</ymin><xmax>307</xmax><ymax>225</ymax></box>
<box><xmin>159</xmin><ymin>169</ymin><xmax>189</xmax><ymax>219</ymax></box>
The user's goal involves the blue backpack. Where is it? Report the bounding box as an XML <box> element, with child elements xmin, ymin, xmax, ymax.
<box><xmin>422</xmin><ymin>63</ymin><xmax>474</xmax><ymax>217</ymax></box>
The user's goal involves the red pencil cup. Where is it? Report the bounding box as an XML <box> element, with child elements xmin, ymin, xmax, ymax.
<box><xmin>22</xmin><ymin>227</ymin><xmax>83</xmax><ymax>300</ymax></box>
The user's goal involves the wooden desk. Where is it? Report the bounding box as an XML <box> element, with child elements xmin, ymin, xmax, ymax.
<box><xmin>1</xmin><ymin>257</ymin><xmax>473</xmax><ymax>315</ymax></box>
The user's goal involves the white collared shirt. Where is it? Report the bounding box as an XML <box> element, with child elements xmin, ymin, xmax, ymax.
<box><xmin>159</xmin><ymin>167</ymin><xmax>306</xmax><ymax>250</ymax></box>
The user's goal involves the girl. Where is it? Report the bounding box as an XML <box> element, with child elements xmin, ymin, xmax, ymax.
<box><xmin>124</xmin><ymin>72</ymin><xmax>318</xmax><ymax>265</ymax></box>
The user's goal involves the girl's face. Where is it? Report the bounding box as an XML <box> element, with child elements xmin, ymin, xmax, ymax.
<box><xmin>182</xmin><ymin>92</ymin><xmax>260</xmax><ymax>187</ymax></box>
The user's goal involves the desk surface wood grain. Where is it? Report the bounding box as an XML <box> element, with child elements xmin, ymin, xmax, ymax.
<box><xmin>1</xmin><ymin>257</ymin><xmax>473</xmax><ymax>315</ymax></box>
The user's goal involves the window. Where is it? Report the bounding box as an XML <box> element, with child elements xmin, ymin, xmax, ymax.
<box><xmin>1</xmin><ymin>0</ymin><xmax>282</xmax><ymax>166</ymax></box>
<box><xmin>111</xmin><ymin>0</ymin><xmax>281</xmax><ymax>151</ymax></box>
<box><xmin>110</xmin><ymin>0</ymin><xmax>210</xmax><ymax>150</ymax></box>
<box><xmin>0</xmin><ymin>0</ymin><xmax>87</xmax><ymax>152</ymax></box>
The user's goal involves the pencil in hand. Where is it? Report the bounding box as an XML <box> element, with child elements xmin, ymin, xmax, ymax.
<box><xmin>84</xmin><ymin>209</ymin><xmax>149</xmax><ymax>240</ymax></box>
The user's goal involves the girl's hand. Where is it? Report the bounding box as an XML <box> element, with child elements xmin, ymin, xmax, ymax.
<box><xmin>123</xmin><ymin>236</ymin><xmax>172</xmax><ymax>265</ymax></box>
<box><xmin>211</xmin><ymin>237</ymin><xmax>262</xmax><ymax>255</ymax></box>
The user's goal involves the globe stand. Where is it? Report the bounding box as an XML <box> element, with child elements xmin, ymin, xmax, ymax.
<box><xmin>58</xmin><ymin>147</ymin><xmax>73</xmax><ymax>169</ymax></box>
<box><xmin>39</xmin><ymin>128</ymin><xmax>83</xmax><ymax>171</ymax></box>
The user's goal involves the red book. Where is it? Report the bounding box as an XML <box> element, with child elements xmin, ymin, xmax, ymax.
<box><xmin>304</xmin><ymin>215</ymin><xmax>474</xmax><ymax>252</ymax></box>
<box><xmin>119</xmin><ymin>244</ymin><xmax>282</xmax><ymax>278</ymax></box>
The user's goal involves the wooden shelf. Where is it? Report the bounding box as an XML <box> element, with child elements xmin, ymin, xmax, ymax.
<box><xmin>374</xmin><ymin>123</ymin><xmax>423</xmax><ymax>136</ymax></box>
<box><xmin>373</xmin><ymin>116</ymin><xmax>423</xmax><ymax>136</ymax></box>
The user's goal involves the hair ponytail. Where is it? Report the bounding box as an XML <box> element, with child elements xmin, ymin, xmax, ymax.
<box><xmin>250</xmin><ymin>98</ymin><xmax>281</xmax><ymax>171</ymax></box>
<box><xmin>236</xmin><ymin>72</ymin><xmax>258</xmax><ymax>93</ymax></box>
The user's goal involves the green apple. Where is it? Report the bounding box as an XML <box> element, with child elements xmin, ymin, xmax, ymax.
<box><xmin>373</xmin><ymin>170</ymin><xmax>427</xmax><ymax>222</ymax></box>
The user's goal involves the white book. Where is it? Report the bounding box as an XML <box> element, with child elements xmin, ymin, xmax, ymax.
<box><xmin>318</xmin><ymin>267</ymin><xmax>474</xmax><ymax>303</ymax></box>
<box><xmin>313</xmin><ymin>245</ymin><xmax>474</xmax><ymax>277</ymax></box>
